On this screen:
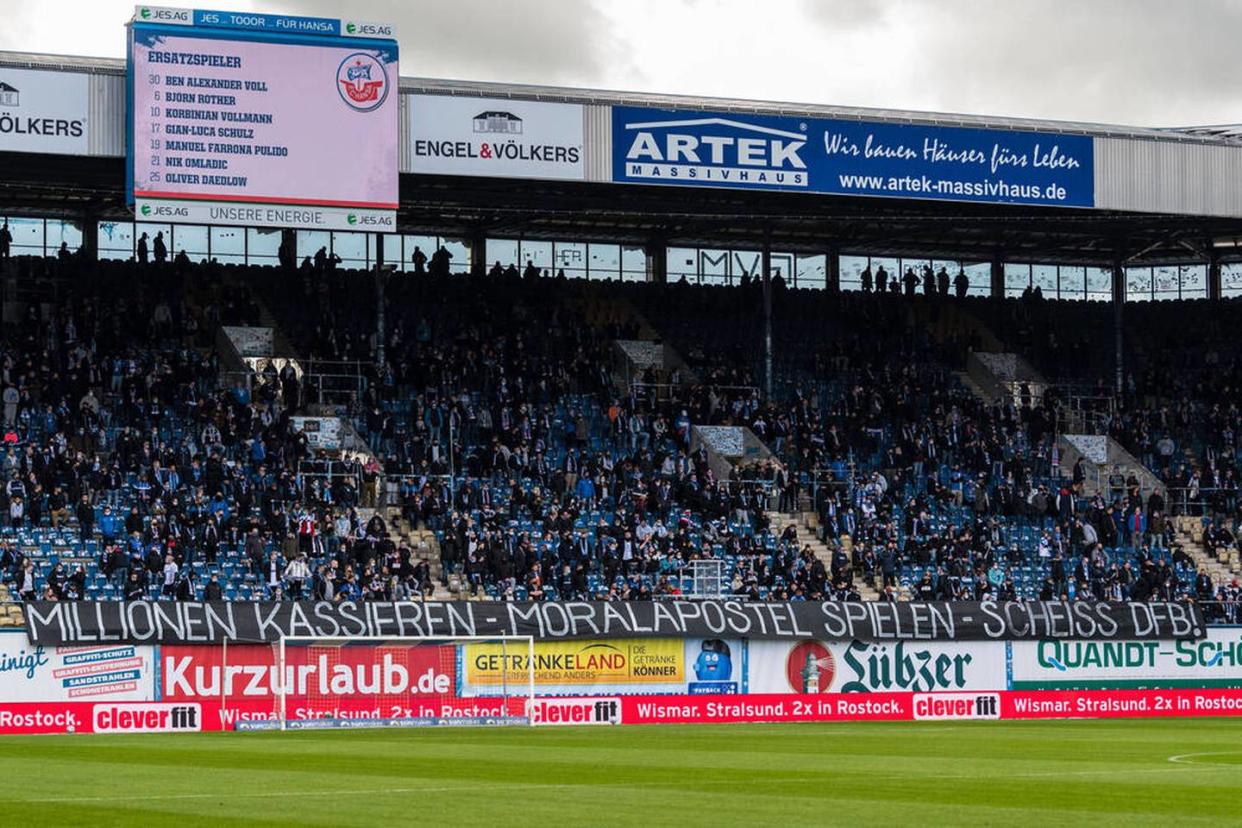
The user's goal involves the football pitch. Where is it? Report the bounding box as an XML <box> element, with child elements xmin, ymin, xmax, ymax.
<box><xmin>1</xmin><ymin>719</ymin><xmax>1240</xmax><ymax>826</ymax></box>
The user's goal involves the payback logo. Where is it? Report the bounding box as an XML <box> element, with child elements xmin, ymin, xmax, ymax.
<box><xmin>336</xmin><ymin>53</ymin><xmax>389</xmax><ymax>112</ymax></box>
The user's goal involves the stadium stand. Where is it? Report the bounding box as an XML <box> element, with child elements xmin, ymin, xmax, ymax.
<box><xmin>0</xmin><ymin>249</ymin><xmax>1237</xmax><ymax>623</ymax></box>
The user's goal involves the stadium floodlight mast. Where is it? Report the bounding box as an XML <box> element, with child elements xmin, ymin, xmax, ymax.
<box><xmin>268</xmin><ymin>635</ymin><xmax>536</xmax><ymax>731</ymax></box>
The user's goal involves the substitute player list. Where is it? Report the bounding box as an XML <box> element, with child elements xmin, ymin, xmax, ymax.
<box><xmin>141</xmin><ymin>49</ymin><xmax>286</xmax><ymax>189</ymax></box>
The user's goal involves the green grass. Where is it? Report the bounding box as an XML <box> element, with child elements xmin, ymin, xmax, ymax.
<box><xmin>1</xmin><ymin>720</ymin><xmax>1241</xmax><ymax>826</ymax></box>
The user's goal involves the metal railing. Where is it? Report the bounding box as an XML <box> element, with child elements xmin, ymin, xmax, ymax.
<box><xmin>679</xmin><ymin>559</ymin><xmax>726</xmax><ymax>599</ymax></box>
<box><xmin>300</xmin><ymin>359</ymin><xmax>372</xmax><ymax>406</ymax></box>
<box><xmin>1164</xmin><ymin>486</ymin><xmax>1240</xmax><ymax>517</ymax></box>
<box><xmin>628</xmin><ymin>381</ymin><xmax>761</xmax><ymax>404</ymax></box>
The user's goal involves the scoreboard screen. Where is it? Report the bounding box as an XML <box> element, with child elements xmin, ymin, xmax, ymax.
<box><xmin>128</xmin><ymin>6</ymin><xmax>398</xmax><ymax>231</ymax></box>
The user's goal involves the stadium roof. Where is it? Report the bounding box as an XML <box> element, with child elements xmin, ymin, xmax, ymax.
<box><xmin>4</xmin><ymin>50</ymin><xmax>1242</xmax><ymax>266</ymax></box>
<box><xmin>2</xmin><ymin>49</ymin><xmax>1239</xmax><ymax>148</ymax></box>
<box><xmin>401</xmin><ymin>77</ymin><xmax>1240</xmax><ymax>148</ymax></box>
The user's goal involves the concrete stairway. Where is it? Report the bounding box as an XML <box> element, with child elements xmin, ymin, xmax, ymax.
<box><xmin>379</xmin><ymin>507</ymin><xmax>458</xmax><ymax>600</ymax></box>
<box><xmin>1173</xmin><ymin>516</ymin><xmax>1240</xmax><ymax>584</ymax></box>
<box><xmin>953</xmin><ymin>370</ymin><xmax>992</xmax><ymax>404</ymax></box>
<box><xmin>382</xmin><ymin>506</ymin><xmax>462</xmax><ymax>603</ymax></box>
<box><xmin>0</xmin><ymin>583</ymin><xmax>23</xmax><ymax>627</ymax></box>
<box><xmin>767</xmin><ymin>510</ymin><xmax>881</xmax><ymax>600</ymax></box>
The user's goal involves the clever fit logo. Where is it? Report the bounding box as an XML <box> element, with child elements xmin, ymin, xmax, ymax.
<box><xmin>94</xmin><ymin>703</ymin><xmax>202</xmax><ymax>733</ymax></box>
<box><xmin>912</xmin><ymin>693</ymin><xmax>1001</xmax><ymax>721</ymax></box>
<box><xmin>528</xmin><ymin>697</ymin><xmax>621</xmax><ymax>726</ymax></box>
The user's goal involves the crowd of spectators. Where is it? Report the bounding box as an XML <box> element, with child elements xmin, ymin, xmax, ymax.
<box><xmin>0</xmin><ymin>251</ymin><xmax>1237</xmax><ymax>617</ymax></box>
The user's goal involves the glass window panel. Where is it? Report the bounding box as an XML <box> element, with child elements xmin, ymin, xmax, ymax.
<box><xmin>588</xmin><ymin>243</ymin><xmax>620</xmax><ymax>280</ymax></box>
<box><xmin>331</xmin><ymin>231</ymin><xmax>367</xmax><ymax>267</ymax></box>
<box><xmin>98</xmin><ymin>221</ymin><xmax>135</xmax><ymax>260</ymax></box>
<box><xmin>796</xmin><ymin>254</ymin><xmax>826</xmax><ymax>290</ymax></box>
<box><xmin>46</xmin><ymin>220</ymin><xmax>83</xmax><ymax>257</ymax></box>
<box><xmin>550</xmin><ymin>241</ymin><xmax>585</xmax><ymax>279</ymax></box>
<box><xmin>1031</xmin><ymin>264</ymin><xmax>1057</xmax><ymax>295</ymax></box>
<box><xmin>929</xmin><ymin>260</ymin><xmax>956</xmax><ymax>294</ymax></box>
<box><xmin>1178</xmin><ymin>264</ymin><xmax>1207</xmax><ymax>299</ymax></box>
<box><xmin>438</xmin><ymin>237</ymin><xmax>469</xmax><ymax>274</ymax></box>
<box><xmin>1004</xmin><ymin>263</ymin><xmax>1031</xmax><ymax>297</ymax></box>
<box><xmin>403</xmin><ymin>235</ymin><xmax>435</xmax><ymax>273</ymax></box>
<box><xmin>1086</xmin><ymin>266</ymin><xmax>1112</xmax><ymax>301</ymax></box>
<box><xmin>1222</xmin><ymin>263</ymin><xmax>1242</xmax><ymax>297</ymax></box>
<box><xmin>519</xmin><ymin>240</ymin><xmax>552</xmax><ymax>276</ymax></box>
<box><xmin>1057</xmin><ymin>266</ymin><xmax>1085</xmax><ymax>300</ymax></box>
<box><xmin>839</xmin><ymin>255</ymin><xmax>868</xmax><ymax>291</ymax></box>
<box><xmin>667</xmin><ymin>246</ymin><xmax>697</xmax><ymax>283</ymax></box>
<box><xmin>1152</xmin><ymin>265</ymin><xmax>1178</xmax><ymax>299</ymax></box>
<box><xmin>210</xmin><ymin>226</ymin><xmax>245</xmax><ymax>264</ymax></box>
<box><xmin>769</xmin><ymin>253</ymin><xmax>794</xmax><ymax>286</ymax></box>
<box><xmin>730</xmin><ymin>249</ymin><xmax>763</xmax><ymax>283</ymax></box>
<box><xmin>870</xmin><ymin>257</ymin><xmax>898</xmax><ymax>291</ymax></box>
<box><xmin>5</xmin><ymin>218</ymin><xmax>43</xmax><ymax>254</ymax></box>
<box><xmin>898</xmin><ymin>258</ymin><xmax>926</xmax><ymax>291</ymax></box>
<box><xmin>485</xmin><ymin>239</ymin><xmax>518</xmax><ymax>273</ymax></box>
<box><xmin>1126</xmin><ymin>267</ymin><xmax>1153</xmax><ymax>301</ymax></box>
<box><xmin>172</xmin><ymin>224</ymin><xmax>208</xmax><ymax>262</ymax></box>
<box><xmin>135</xmin><ymin>223</ymin><xmax>172</xmax><ymax>262</ymax></box>
<box><xmin>297</xmin><ymin>230</ymin><xmax>329</xmax><ymax>263</ymax></box>
<box><xmin>248</xmin><ymin>227</ymin><xmax>282</xmax><ymax>264</ymax></box>
<box><xmin>964</xmin><ymin>262</ymin><xmax>992</xmax><ymax>297</ymax></box>
<box><xmin>698</xmin><ymin>248</ymin><xmax>729</xmax><ymax>285</ymax></box>
<box><xmin>621</xmin><ymin>245</ymin><xmax>646</xmax><ymax>282</ymax></box>
<box><xmin>365</xmin><ymin>233</ymin><xmax>402</xmax><ymax>271</ymax></box>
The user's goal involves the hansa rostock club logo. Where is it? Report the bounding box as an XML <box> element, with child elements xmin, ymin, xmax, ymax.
<box><xmin>336</xmin><ymin>52</ymin><xmax>388</xmax><ymax>112</ymax></box>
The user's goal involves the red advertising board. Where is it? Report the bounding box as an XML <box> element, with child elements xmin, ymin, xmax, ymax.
<box><xmin>4</xmin><ymin>689</ymin><xmax>1240</xmax><ymax>735</ymax></box>
<box><xmin>160</xmin><ymin>643</ymin><xmax>456</xmax><ymax>701</ymax></box>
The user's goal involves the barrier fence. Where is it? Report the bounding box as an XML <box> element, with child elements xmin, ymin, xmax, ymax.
<box><xmin>0</xmin><ymin>618</ymin><xmax>1239</xmax><ymax>734</ymax></box>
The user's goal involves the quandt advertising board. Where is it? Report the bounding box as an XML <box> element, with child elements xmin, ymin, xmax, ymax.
<box><xmin>1011</xmin><ymin>628</ymin><xmax>1242</xmax><ymax>689</ymax></box>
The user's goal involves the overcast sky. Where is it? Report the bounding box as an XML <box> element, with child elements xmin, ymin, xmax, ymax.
<box><xmin>4</xmin><ymin>0</ymin><xmax>1240</xmax><ymax>128</ymax></box>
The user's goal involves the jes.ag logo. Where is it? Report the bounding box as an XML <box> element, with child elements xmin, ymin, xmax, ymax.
<box><xmin>619</xmin><ymin>110</ymin><xmax>808</xmax><ymax>188</ymax></box>
<box><xmin>336</xmin><ymin>53</ymin><xmax>389</xmax><ymax>112</ymax></box>
<box><xmin>139</xmin><ymin>203</ymin><xmax>187</xmax><ymax>218</ymax></box>
<box><xmin>344</xmin><ymin>21</ymin><xmax>394</xmax><ymax>37</ymax></box>
<box><xmin>345</xmin><ymin>213</ymin><xmax>392</xmax><ymax>228</ymax></box>
<box><xmin>137</xmin><ymin>7</ymin><xmax>190</xmax><ymax>23</ymax></box>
